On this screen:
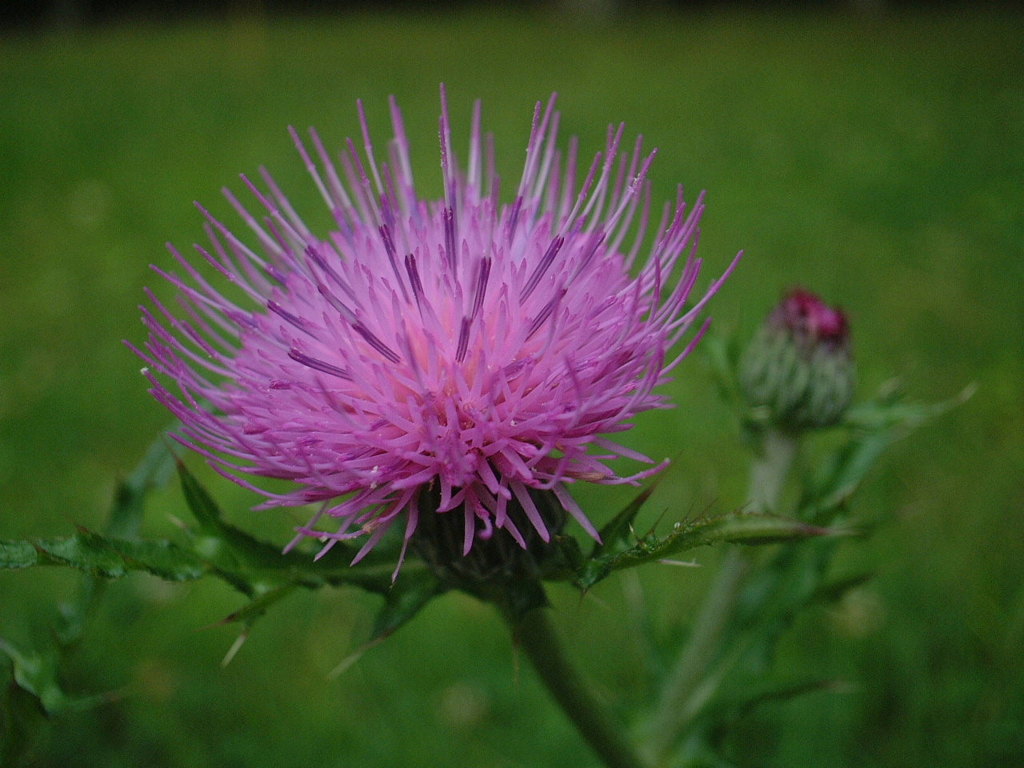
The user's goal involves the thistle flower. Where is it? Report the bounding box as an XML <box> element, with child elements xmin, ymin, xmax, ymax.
<box><xmin>133</xmin><ymin>88</ymin><xmax>739</xmax><ymax>567</ymax></box>
<box><xmin>739</xmin><ymin>288</ymin><xmax>855</xmax><ymax>431</ymax></box>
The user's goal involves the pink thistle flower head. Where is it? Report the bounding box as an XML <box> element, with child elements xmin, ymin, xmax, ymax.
<box><xmin>134</xmin><ymin>88</ymin><xmax>740</xmax><ymax>568</ymax></box>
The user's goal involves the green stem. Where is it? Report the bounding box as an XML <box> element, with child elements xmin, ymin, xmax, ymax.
<box><xmin>642</xmin><ymin>428</ymin><xmax>798</xmax><ymax>765</ymax></box>
<box><xmin>502</xmin><ymin>604</ymin><xmax>650</xmax><ymax>768</ymax></box>
<box><xmin>748</xmin><ymin>428</ymin><xmax>798</xmax><ymax>514</ymax></box>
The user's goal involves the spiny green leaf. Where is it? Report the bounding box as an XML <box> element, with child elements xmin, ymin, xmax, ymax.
<box><xmin>591</xmin><ymin>482</ymin><xmax>659</xmax><ymax>558</ymax></box>
<box><xmin>218</xmin><ymin>583</ymin><xmax>299</xmax><ymax>627</ymax></box>
<box><xmin>176</xmin><ymin>459</ymin><xmax>227</xmax><ymax>528</ymax></box>
<box><xmin>0</xmin><ymin>639</ymin><xmax>112</xmax><ymax>717</ymax></box>
<box><xmin>724</xmin><ymin>537</ymin><xmax>855</xmax><ymax>678</ymax></box>
<box><xmin>705</xmin><ymin>674</ymin><xmax>847</xmax><ymax>726</ymax></box>
<box><xmin>37</xmin><ymin>534</ymin><xmax>129</xmax><ymax>578</ymax></box>
<box><xmin>77</xmin><ymin>529</ymin><xmax>206</xmax><ymax>581</ymax></box>
<box><xmin>709</xmin><ymin>514</ymin><xmax>855</xmax><ymax>545</ymax></box>
<box><xmin>315</xmin><ymin>557</ymin><xmax>429</xmax><ymax>594</ymax></box>
<box><xmin>799</xmin><ymin>384</ymin><xmax>973</xmax><ymax>521</ymax></box>
<box><xmin>175</xmin><ymin>460</ymin><xmax>315</xmax><ymax>574</ymax></box>
<box><xmin>0</xmin><ymin>639</ymin><xmax>65</xmax><ymax>715</ymax></box>
<box><xmin>0</xmin><ymin>531</ymin><xmax>206</xmax><ymax>581</ymax></box>
<box><xmin>576</xmin><ymin>512</ymin><xmax>846</xmax><ymax>590</ymax></box>
<box><xmin>805</xmin><ymin>430</ymin><xmax>898</xmax><ymax>516</ymax></box>
<box><xmin>174</xmin><ymin>460</ymin><xmax>420</xmax><ymax>596</ymax></box>
<box><xmin>545</xmin><ymin>534</ymin><xmax>585</xmax><ymax>579</ymax></box>
<box><xmin>734</xmin><ymin>538</ymin><xmax>838</xmax><ymax>632</ymax></box>
<box><xmin>814</xmin><ymin>572</ymin><xmax>874</xmax><ymax>604</ymax></box>
<box><xmin>107</xmin><ymin>431</ymin><xmax>177</xmax><ymax>539</ymax></box>
<box><xmin>0</xmin><ymin>541</ymin><xmax>36</xmax><ymax>570</ymax></box>
<box><xmin>370</xmin><ymin>575</ymin><xmax>444</xmax><ymax>641</ymax></box>
<box><xmin>844</xmin><ymin>381</ymin><xmax>975</xmax><ymax>433</ymax></box>
<box><xmin>324</xmin><ymin>573</ymin><xmax>447</xmax><ymax>679</ymax></box>
<box><xmin>55</xmin><ymin>431</ymin><xmax>180</xmax><ymax>651</ymax></box>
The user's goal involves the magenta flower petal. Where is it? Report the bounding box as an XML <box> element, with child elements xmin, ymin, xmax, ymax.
<box><xmin>135</xmin><ymin>87</ymin><xmax>740</xmax><ymax>561</ymax></box>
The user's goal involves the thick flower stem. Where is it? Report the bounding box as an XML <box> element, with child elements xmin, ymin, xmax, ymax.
<box><xmin>642</xmin><ymin>428</ymin><xmax>798</xmax><ymax>765</ymax></box>
<box><xmin>502</xmin><ymin>604</ymin><xmax>650</xmax><ymax>768</ymax></box>
<box><xmin>747</xmin><ymin>428</ymin><xmax>798</xmax><ymax>514</ymax></box>
<box><xmin>640</xmin><ymin>550</ymin><xmax>751</xmax><ymax>764</ymax></box>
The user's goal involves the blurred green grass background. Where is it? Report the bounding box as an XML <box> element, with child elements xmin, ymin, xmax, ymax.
<box><xmin>1</xmin><ymin>5</ymin><xmax>1021</xmax><ymax>766</ymax></box>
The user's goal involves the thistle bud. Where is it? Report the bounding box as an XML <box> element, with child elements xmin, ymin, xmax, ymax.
<box><xmin>739</xmin><ymin>288</ymin><xmax>855</xmax><ymax>431</ymax></box>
